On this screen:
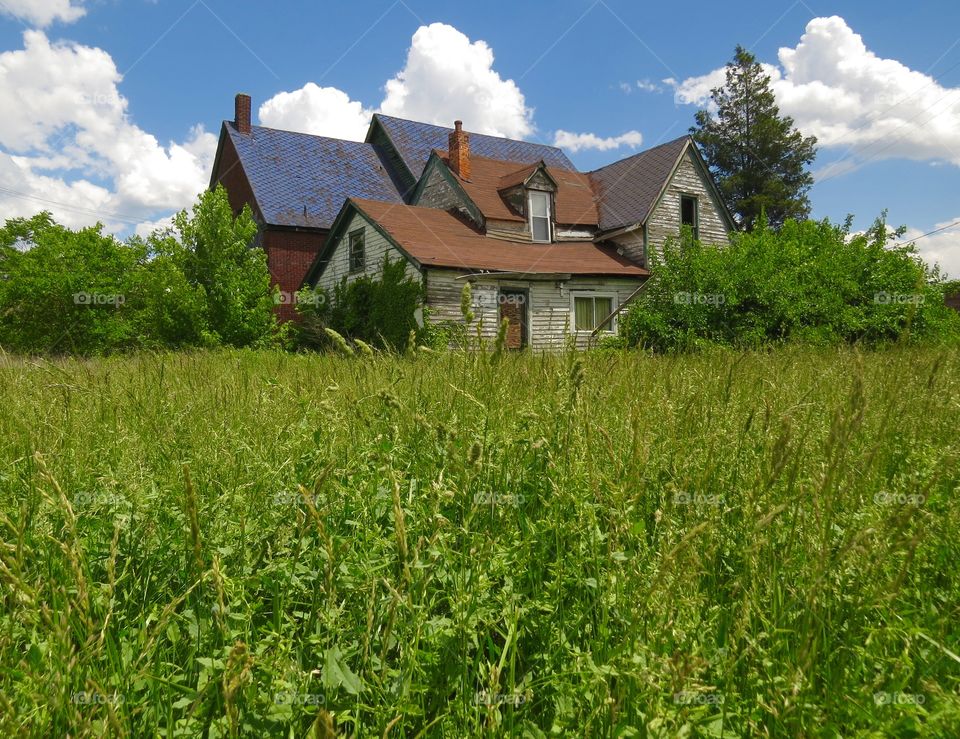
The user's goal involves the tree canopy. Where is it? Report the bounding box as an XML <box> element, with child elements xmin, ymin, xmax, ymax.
<box><xmin>691</xmin><ymin>46</ymin><xmax>818</xmax><ymax>230</ymax></box>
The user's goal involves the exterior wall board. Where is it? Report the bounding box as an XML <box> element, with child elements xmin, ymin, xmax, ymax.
<box><xmin>425</xmin><ymin>268</ymin><xmax>643</xmax><ymax>350</ymax></box>
<box><xmin>314</xmin><ymin>211</ymin><xmax>421</xmax><ymax>293</ymax></box>
<box><xmin>646</xmin><ymin>149</ymin><xmax>731</xmax><ymax>256</ymax></box>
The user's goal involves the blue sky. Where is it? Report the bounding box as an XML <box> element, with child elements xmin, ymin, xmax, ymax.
<box><xmin>1</xmin><ymin>0</ymin><xmax>958</xmax><ymax>274</ymax></box>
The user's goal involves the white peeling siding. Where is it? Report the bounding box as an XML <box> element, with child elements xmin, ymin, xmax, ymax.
<box><xmin>646</xmin><ymin>149</ymin><xmax>731</xmax><ymax>256</ymax></box>
<box><xmin>315</xmin><ymin>211</ymin><xmax>421</xmax><ymax>293</ymax></box>
<box><xmin>425</xmin><ymin>268</ymin><xmax>643</xmax><ymax>351</ymax></box>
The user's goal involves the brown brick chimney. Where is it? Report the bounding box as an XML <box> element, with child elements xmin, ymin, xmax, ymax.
<box><xmin>235</xmin><ymin>93</ymin><xmax>252</xmax><ymax>134</ymax></box>
<box><xmin>448</xmin><ymin>120</ymin><xmax>470</xmax><ymax>180</ymax></box>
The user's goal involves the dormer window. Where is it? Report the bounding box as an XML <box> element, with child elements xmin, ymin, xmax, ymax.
<box><xmin>529</xmin><ymin>191</ymin><xmax>552</xmax><ymax>242</ymax></box>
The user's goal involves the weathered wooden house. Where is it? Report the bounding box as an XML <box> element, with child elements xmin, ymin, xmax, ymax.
<box><xmin>210</xmin><ymin>94</ymin><xmax>734</xmax><ymax>345</ymax></box>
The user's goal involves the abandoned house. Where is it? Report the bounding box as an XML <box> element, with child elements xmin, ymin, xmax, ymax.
<box><xmin>209</xmin><ymin>94</ymin><xmax>735</xmax><ymax>347</ymax></box>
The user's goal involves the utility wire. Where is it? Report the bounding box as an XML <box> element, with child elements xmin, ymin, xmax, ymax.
<box><xmin>0</xmin><ymin>185</ymin><xmax>147</xmax><ymax>226</ymax></box>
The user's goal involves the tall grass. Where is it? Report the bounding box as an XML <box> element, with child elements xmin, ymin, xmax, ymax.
<box><xmin>0</xmin><ymin>346</ymin><xmax>958</xmax><ymax>736</ymax></box>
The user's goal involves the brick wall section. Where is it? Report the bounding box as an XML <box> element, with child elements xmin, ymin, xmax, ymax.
<box><xmin>211</xmin><ymin>133</ymin><xmax>325</xmax><ymax>322</ymax></box>
<box><xmin>212</xmin><ymin>134</ymin><xmax>259</xmax><ymax>220</ymax></box>
<box><xmin>263</xmin><ymin>229</ymin><xmax>327</xmax><ymax>322</ymax></box>
<box><xmin>946</xmin><ymin>291</ymin><xmax>960</xmax><ymax>312</ymax></box>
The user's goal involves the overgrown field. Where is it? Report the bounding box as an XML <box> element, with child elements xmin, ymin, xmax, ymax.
<box><xmin>1</xmin><ymin>347</ymin><xmax>958</xmax><ymax>737</ymax></box>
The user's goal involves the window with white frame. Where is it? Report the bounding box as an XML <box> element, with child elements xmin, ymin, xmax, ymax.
<box><xmin>571</xmin><ymin>292</ymin><xmax>616</xmax><ymax>332</ymax></box>
<box><xmin>528</xmin><ymin>191</ymin><xmax>552</xmax><ymax>242</ymax></box>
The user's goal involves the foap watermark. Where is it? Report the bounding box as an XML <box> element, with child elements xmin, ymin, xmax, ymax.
<box><xmin>72</xmin><ymin>691</ymin><xmax>124</xmax><ymax>706</ymax></box>
<box><xmin>272</xmin><ymin>490</ymin><xmax>318</xmax><ymax>507</ymax></box>
<box><xmin>874</xmin><ymin>492</ymin><xmax>925</xmax><ymax>506</ymax></box>
<box><xmin>74</xmin><ymin>291</ymin><xmax>125</xmax><ymax>306</ymax></box>
<box><xmin>674</xmin><ymin>691</ymin><xmax>724</xmax><ymax>706</ymax></box>
<box><xmin>874</xmin><ymin>691</ymin><xmax>925</xmax><ymax>706</ymax></box>
<box><xmin>673</xmin><ymin>491</ymin><xmax>724</xmax><ymax>507</ymax></box>
<box><xmin>75</xmin><ymin>91</ymin><xmax>121</xmax><ymax>109</ymax></box>
<box><xmin>673</xmin><ymin>292</ymin><xmax>725</xmax><ymax>306</ymax></box>
<box><xmin>874</xmin><ymin>291</ymin><xmax>925</xmax><ymax>306</ymax></box>
<box><xmin>274</xmin><ymin>291</ymin><xmax>326</xmax><ymax>307</ymax></box>
<box><xmin>476</xmin><ymin>292</ymin><xmax>527</xmax><ymax>308</ymax></box>
<box><xmin>273</xmin><ymin>691</ymin><xmax>325</xmax><ymax>706</ymax></box>
<box><xmin>474</xmin><ymin>492</ymin><xmax>526</xmax><ymax>507</ymax></box>
<box><xmin>474</xmin><ymin>690</ymin><xmax>526</xmax><ymax>707</ymax></box>
<box><xmin>72</xmin><ymin>491</ymin><xmax>126</xmax><ymax>508</ymax></box>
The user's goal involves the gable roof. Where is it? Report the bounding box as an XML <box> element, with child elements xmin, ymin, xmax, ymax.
<box><xmin>370</xmin><ymin>114</ymin><xmax>576</xmax><ymax>181</ymax></box>
<box><xmin>312</xmin><ymin>198</ymin><xmax>647</xmax><ymax>281</ymax></box>
<box><xmin>588</xmin><ymin>135</ymin><xmax>691</xmax><ymax>231</ymax></box>
<box><xmin>438</xmin><ymin>154</ymin><xmax>599</xmax><ymax>226</ymax></box>
<box><xmin>220</xmin><ymin>121</ymin><xmax>403</xmax><ymax>229</ymax></box>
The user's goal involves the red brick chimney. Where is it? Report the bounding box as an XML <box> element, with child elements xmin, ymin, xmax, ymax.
<box><xmin>235</xmin><ymin>93</ymin><xmax>252</xmax><ymax>134</ymax></box>
<box><xmin>448</xmin><ymin>120</ymin><xmax>470</xmax><ymax>180</ymax></box>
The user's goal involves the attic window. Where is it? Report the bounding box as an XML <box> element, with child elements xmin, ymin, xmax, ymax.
<box><xmin>529</xmin><ymin>191</ymin><xmax>552</xmax><ymax>243</ymax></box>
<box><xmin>681</xmin><ymin>195</ymin><xmax>699</xmax><ymax>240</ymax></box>
<box><xmin>348</xmin><ymin>229</ymin><xmax>365</xmax><ymax>272</ymax></box>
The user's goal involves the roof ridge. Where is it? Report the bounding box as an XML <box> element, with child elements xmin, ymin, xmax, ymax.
<box><xmin>587</xmin><ymin>134</ymin><xmax>691</xmax><ymax>175</ymax></box>
<box><xmin>225</xmin><ymin>119</ymin><xmax>375</xmax><ymax>147</ymax></box>
<box><xmin>373</xmin><ymin>113</ymin><xmax>567</xmax><ymax>153</ymax></box>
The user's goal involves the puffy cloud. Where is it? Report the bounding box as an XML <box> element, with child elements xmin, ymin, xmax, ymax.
<box><xmin>261</xmin><ymin>23</ymin><xmax>535</xmax><ymax>141</ymax></box>
<box><xmin>668</xmin><ymin>68</ymin><xmax>726</xmax><ymax>108</ymax></box>
<box><xmin>553</xmin><ymin>129</ymin><xmax>643</xmax><ymax>153</ymax></box>
<box><xmin>671</xmin><ymin>16</ymin><xmax>960</xmax><ymax>172</ymax></box>
<box><xmin>0</xmin><ymin>0</ymin><xmax>85</xmax><ymax>27</ymax></box>
<box><xmin>380</xmin><ymin>23</ymin><xmax>533</xmax><ymax>138</ymax></box>
<box><xmin>0</xmin><ymin>31</ymin><xmax>216</xmax><ymax>233</ymax></box>
<box><xmin>258</xmin><ymin>83</ymin><xmax>373</xmax><ymax>142</ymax></box>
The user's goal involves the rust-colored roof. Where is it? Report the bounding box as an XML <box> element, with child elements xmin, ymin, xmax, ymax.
<box><xmin>437</xmin><ymin>153</ymin><xmax>600</xmax><ymax>227</ymax></box>
<box><xmin>497</xmin><ymin>162</ymin><xmax>541</xmax><ymax>190</ymax></box>
<box><xmin>350</xmin><ymin>198</ymin><xmax>647</xmax><ymax>277</ymax></box>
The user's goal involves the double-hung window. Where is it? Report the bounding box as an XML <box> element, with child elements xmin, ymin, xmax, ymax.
<box><xmin>528</xmin><ymin>191</ymin><xmax>552</xmax><ymax>243</ymax></box>
<box><xmin>348</xmin><ymin>229</ymin><xmax>365</xmax><ymax>272</ymax></box>
<box><xmin>572</xmin><ymin>292</ymin><xmax>616</xmax><ymax>333</ymax></box>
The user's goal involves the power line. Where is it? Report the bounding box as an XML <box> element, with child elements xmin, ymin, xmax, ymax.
<box><xmin>893</xmin><ymin>219</ymin><xmax>960</xmax><ymax>247</ymax></box>
<box><xmin>0</xmin><ymin>185</ymin><xmax>147</xmax><ymax>226</ymax></box>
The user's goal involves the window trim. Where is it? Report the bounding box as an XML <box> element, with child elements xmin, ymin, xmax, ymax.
<box><xmin>528</xmin><ymin>190</ymin><xmax>552</xmax><ymax>243</ymax></box>
<box><xmin>348</xmin><ymin>228</ymin><xmax>366</xmax><ymax>273</ymax></box>
<box><xmin>680</xmin><ymin>194</ymin><xmax>699</xmax><ymax>240</ymax></box>
<box><xmin>570</xmin><ymin>291</ymin><xmax>618</xmax><ymax>334</ymax></box>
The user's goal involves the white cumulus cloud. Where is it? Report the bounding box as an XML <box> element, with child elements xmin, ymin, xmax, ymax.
<box><xmin>671</xmin><ymin>16</ymin><xmax>960</xmax><ymax>173</ymax></box>
<box><xmin>259</xmin><ymin>23</ymin><xmax>535</xmax><ymax>141</ymax></box>
<box><xmin>380</xmin><ymin>23</ymin><xmax>533</xmax><ymax>138</ymax></box>
<box><xmin>258</xmin><ymin>83</ymin><xmax>373</xmax><ymax>142</ymax></box>
<box><xmin>0</xmin><ymin>0</ymin><xmax>85</xmax><ymax>27</ymax></box>
<box><xmin>0</xmin><ymin>31</ymin><xmax>216</xmax><ymax>233</ymax></box>
<box><xmin>553</xmin><ymin>130</ymin><xmax>643</xmax><ymax>153</ymax></box>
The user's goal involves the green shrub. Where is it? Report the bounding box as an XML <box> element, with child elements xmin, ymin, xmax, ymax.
<box><xmin>622</xmin><ymin>216</ymin><xmax>960</xmax><ymax>352</ymax></box>
<box><xmin>0</xmin><ymin>186</ymin><xmax>276</xmax><ymax>355</ymax></box>
<box><xmin>297</xmin><ymin>256</ymin><xmax>423</xmax><ymax>352</ymax></box>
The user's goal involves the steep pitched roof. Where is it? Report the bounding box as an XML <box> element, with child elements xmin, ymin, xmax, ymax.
<box><xmin>371</xmin><ymin>114</ymin><xmax>576</xmax><ymax>181</ymax></box>
<box><xmin>588</xmin><ymin>135</ymin><xmax>691</xmax><ymax>231</ymax></box>
<box><xmin>335</xmin><ymin>198</ymin><xmax>647</xmax><ymax>277</ymax></box>
<box><xmin>438</xmin><ymin>155</ymin><xmax>599</xmax><ymax>226</ymax></box>
<box><xmin>221</xmin><ymin>121</ymin><xmax>403</xmax><ymax>229</ymax></box>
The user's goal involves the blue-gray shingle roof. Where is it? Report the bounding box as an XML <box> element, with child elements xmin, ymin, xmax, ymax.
<box><xmin>224</xmin><ymin>122</ymin><xmax>403</xmax><ymax>229</ymax></box>
<box><xmin>589</xmin><ymin>136</ymin><xmax>691</xmax><ymax>231</ymax></box>
<box><xmin>372</xmin><ymin>114</ymin><xmax>576</xmax><ymax>180</ymax></box>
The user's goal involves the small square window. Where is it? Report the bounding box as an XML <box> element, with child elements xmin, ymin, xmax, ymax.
<box><xmin>680</xmin><ymin>196</ymin><xmax>699</xmax><ymax>240</ymax></box>
<box><xmin>348</xmin><ymin>229</ymin><xmax>365</xmax><ymax>272</ymax></box>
